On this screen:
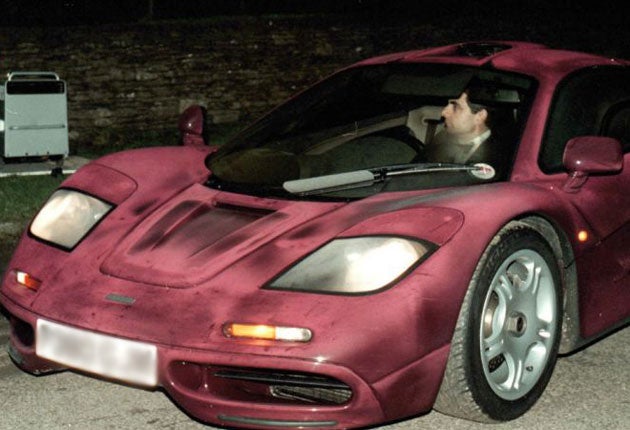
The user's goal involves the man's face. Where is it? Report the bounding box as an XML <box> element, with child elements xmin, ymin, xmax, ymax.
<box><xmin>441</xmin><ymin>92</ymin><xmax>484</xmax><ymax>142</ymax></box>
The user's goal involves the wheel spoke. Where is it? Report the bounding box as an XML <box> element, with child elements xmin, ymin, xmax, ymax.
<box><xmin>534</xmin><ymin>319</ymin><xmax>553</xmax><ymax>342</ymax></box>
<box><xmin>529</xmin><ymin>265</ymin><xmax>542</xmax><ymax>296</ymax></box>
<box><xmin>483</xmin><ymin>331</ymin><xmax>505</xmax><ymax>360</ymax></box>
<box><xmin>511</xmin><ymin>357</ymin><xmax>524</xmax><ymax>391</ymax></box>
<box><xmin>519</xmin><ymin>259</ymin><xmax>539</xmax><ymax>294</ymax></box>
<box><xmin>494</xmin><ymin>272</ymin><xmax>514</xmax><ymax>303</ymax></box>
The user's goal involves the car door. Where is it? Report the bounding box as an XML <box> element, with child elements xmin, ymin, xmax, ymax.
<box><xmin>540</xmin><ymin>67</ymin><xmax>630</xmax><ymax>338</ymax></box>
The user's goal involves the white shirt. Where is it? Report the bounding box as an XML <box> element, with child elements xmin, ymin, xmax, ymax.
<box><xmin>451</xmin><ymin>129</ymin><xmax>492</xmax><ymax>163</ymax></box>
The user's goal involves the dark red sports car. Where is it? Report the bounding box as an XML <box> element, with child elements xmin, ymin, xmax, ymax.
<box><xmin>2</xmin><ymin>41</ymin><xmax>630</xmax><ymax>429</ymax></box>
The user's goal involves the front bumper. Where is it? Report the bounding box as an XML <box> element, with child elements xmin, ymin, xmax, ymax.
<box><xmin>1</xmin><ymin>294</ymin><xmax>390</xmax><ymax>429</ymax></box>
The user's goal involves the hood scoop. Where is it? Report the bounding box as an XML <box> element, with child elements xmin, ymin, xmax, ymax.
<box><xmin>100</xmin><ymin>184</ymin><xmax>323</xmax><ymax>288</ymax></box>
<box><xmin>95</xmin><ymin>182</ymin><xmax>465</xmax><ymax>291</ymax></box>
<box><xmin>127</xmin><ymin>200</ymin><xmax>273</xmax><ymax>258</ymax></box>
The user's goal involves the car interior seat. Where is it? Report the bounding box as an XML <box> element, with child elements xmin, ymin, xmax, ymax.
<box><xmin>406</xmin><ymin>106</ymin><xmax>445</xmax><ymax>145</ymax></box>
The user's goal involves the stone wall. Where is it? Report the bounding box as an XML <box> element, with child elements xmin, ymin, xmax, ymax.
<box><xmin>0</xmin><ymin>13</ymin><xmax>628</xmax><ymax>148</ymax></box>
<box><xmin>0</xmin><ymin>16</ymin><xmax>394</xmax><ymax>146</ymax></box>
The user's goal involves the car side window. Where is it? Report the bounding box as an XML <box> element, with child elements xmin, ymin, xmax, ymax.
<box><xmin>601</xmin><ymin>103</ymin><xmax>630</xmax><ymax>153</ymax></box>
<box><xmin>539</xmin><ymin>68</ymin><xmax>630</xmax><ymax>173</ymax></box>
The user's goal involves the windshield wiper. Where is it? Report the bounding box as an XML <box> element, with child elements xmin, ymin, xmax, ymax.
<box><xmin>283</xmin><ymin>163</ymin><xmax>493</xmax><ymax>195</ymax></box>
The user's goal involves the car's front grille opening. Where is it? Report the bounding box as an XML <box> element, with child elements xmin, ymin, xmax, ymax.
<box><xmin>270</xmin><ymin>385</ymin><xmax>353</xmax><ymax>405</ymax></box>
<box><xmin>215</xmin><ymin>368</ymin><xmax>352</xmax><ymax>405</ymax></box>
<box><xmin>169</xmin><ymin>362</ymin><xmax>353</xmax><ymax>406</ymax></box>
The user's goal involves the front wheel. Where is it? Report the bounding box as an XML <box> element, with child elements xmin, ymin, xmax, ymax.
<box><xmin>434</xmin><ymin>225</ymin><xmax>562</xmax><ymax>422</ymax></box>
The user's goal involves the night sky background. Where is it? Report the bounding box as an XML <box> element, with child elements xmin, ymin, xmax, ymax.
<box><xmin>0</xmin><ymin>0</ymin><xmax>622</xmax><ymax>33</ymax></box>
<box><xmin>2</xmin><ymin>1</ymin><xmax>626</xmax><ymax>56</ymax></box>
<box><xmin>1</xmin><ymin>1</ymin><xmax>626</xmax><ymax>59</ymax></box>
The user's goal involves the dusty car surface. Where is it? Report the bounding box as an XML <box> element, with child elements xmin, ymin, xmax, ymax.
<box><xmin>2</xmin><ymin>41</ymin><xmax>630</xmax><ymax>429</ymax></box>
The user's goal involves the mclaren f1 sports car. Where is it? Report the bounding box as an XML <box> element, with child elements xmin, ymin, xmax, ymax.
<box><xmin>2</xmin><ymin>41</ymin><xmax>630</xmax><ymax>428</ymax></box>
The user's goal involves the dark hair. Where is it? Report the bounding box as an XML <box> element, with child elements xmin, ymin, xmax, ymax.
<box><xmin>463</xmin><ymin>77</ymin><xmax>521</xmax><ymax>131</ymax></box>
<box><xmin>463</xmin><ymin>88</ymin><xmax>497</xmax><ymax>128</ymax></box>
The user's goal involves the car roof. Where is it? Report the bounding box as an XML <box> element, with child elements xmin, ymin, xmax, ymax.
<box><xmin>356</xmin><ymin>41</ymin><xmax>630</xmax><ymax>81</ymax></box>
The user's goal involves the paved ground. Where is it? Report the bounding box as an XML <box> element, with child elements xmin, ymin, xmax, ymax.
<box><xmin>0</xmin><ymin>314</ymin><xmax>628</xmax><ymax>429</ymax></box>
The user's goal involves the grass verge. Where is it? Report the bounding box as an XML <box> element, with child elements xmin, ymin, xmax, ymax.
<box><xmin>0</xmin><ymin>175</ymin><xmax>66</xmax><ymax>272</ymax></box>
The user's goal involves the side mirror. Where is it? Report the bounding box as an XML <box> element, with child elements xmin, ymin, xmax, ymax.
<box><xmin>562</xmin><ymin>136</ymin><xmax>623</xmax><ymax>192</ymax></box>
<box><xmin>178</xmin><ymin>105</ymin><xmax>206</xmax><ymax>146</ymax></box>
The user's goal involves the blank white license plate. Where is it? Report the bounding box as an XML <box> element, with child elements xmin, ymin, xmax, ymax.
<box><xmin>36</xmin><ymin>319</ymin><xmax>158</xmax><ymax>387</ymax></box>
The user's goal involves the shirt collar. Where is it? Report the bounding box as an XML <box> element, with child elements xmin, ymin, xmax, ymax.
<box><xmin>470</xmin><ymin>129</ymin><xmax>492</xmax><ymax>147</ymax></box>
<box><xmin>453</xmin><ymin>129</ymin><xmax>492</xmax><ymax>163</ymax></box>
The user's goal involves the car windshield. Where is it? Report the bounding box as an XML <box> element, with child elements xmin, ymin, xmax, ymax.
<box><xmin>207</xmin><ymin>63</ymin><xmax>535</xmax><ymax>199</ymax></box>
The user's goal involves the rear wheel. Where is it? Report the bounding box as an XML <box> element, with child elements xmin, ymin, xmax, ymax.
<box><xmin>434</xmin><ymin>225</ymin><xmax>562</xmax><ymax>422</ymax></box>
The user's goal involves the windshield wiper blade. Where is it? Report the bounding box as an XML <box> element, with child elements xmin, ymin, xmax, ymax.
<box><xmin>283</xmin><ymin>170</ymin><xmax>376</xmax><ymax>195</ymax></box>
<box><xmin>373</xmin><ymin>162</ymin><xmax>483</xmax><ymax>178</ymax></box>
<box><xmin>283</xmin><ymin>163</ymin><xmax>491</xmax><ymax>195</ymax></box>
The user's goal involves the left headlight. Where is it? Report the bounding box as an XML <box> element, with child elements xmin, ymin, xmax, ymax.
<box><xmin>30</xmin><ymin>189</ymin><xmax>112</xmax><ymax>250</ymax></box>
<box><xmin>268</xmin><ymin>236</ymin><xmax>435</xmax><ymax>294</ymax></box>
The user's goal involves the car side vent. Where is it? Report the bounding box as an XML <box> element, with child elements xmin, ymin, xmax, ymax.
<box><xmin>455</xmin><ymin>42</ymin><xmax>512</xmax><ymax>58</ymax></box>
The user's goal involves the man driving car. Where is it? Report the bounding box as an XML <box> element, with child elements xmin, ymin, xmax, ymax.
<box><xmin>425</xmin><ymin>82</ymin><xmax>513</xmax><ymax>175</ymax></box>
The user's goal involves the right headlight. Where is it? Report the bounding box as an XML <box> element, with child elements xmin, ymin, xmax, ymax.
<box><xmin>30</xmin><ymin>189</ymin><xmax>112</xmax><ymax>250</ymax></box>
<box><xmin>267</xmin><ymin>236</ymin><xmax>435</xmax><ymax>294</ymax></box>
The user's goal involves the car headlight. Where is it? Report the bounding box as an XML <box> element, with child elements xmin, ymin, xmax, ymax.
<box><xmin>30</xmin><ymin>189</ymin><xmax>112</xmax><ymax>250</ymax></box>
<box><xmin>268</xmin><ymin>236</ymin><xmax>435</xmax><ymax>294</ymax></box>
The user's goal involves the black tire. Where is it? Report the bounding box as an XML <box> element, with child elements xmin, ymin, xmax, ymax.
<box><xmin>434</xmin><ymin>224</ymin><xmax>563</xmax><ymax>422</ymax></box>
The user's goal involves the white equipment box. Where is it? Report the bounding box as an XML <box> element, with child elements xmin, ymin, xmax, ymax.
<box><xmin>0</xmin><ymin>71</ymin><xmax>69</xmax><ymax>159</ymax></box>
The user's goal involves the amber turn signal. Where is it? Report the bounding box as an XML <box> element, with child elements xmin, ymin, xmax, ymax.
<box><xmin>577</xmin><ymin>230</ymin><xmax>589</xmax><ymax>243</ymax></box>
<box><xmin>15</xmin><ymin>270</ymin><xmax>42</xmax><ymax>291</ymax></box>
<box><xmin>223</xmin><ymin>323</ymin><xmax>312</xmax><ymax>342</ymax></box>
